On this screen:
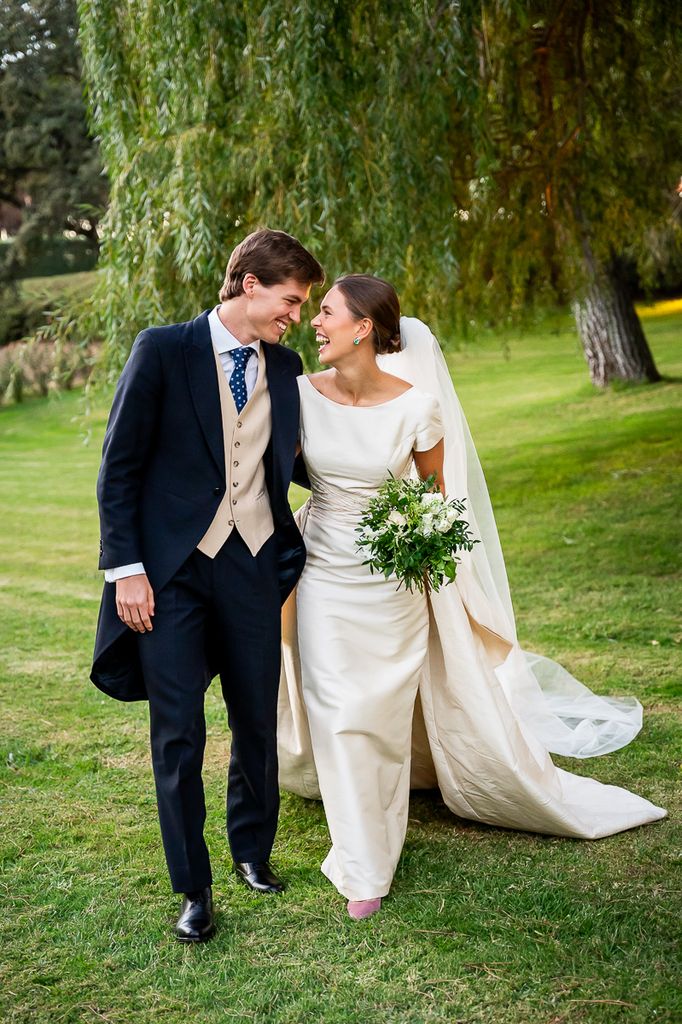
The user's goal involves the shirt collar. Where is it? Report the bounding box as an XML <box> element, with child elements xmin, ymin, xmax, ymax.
<box><xmin>208</xmin><ymin>306</ymin><xmax>261</xmax><ymax>356</ymax></box>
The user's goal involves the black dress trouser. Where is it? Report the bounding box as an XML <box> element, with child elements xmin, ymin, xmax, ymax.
<box><xmin>137</xmin><ymin>531</ymin><xmax>281</xmax><ymax>893</ymax></box>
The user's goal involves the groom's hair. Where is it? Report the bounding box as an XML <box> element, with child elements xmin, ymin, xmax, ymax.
<box><xmin>219</xmin><ymin>228</ymin><xmax>324</xmax><ymax>300</ymax></box>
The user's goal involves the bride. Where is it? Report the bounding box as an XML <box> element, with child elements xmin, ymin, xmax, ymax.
<box><xmin>278</xmin><ymin>274</ymin><xmax>666</xmax><ymax>920</ymax></box>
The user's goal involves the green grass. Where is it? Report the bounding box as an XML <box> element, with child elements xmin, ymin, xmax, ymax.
<box><xmin>1</xmin><ymin>271</ymin><xmax>98</xmax><ymax>348</ymax></box>
<box><xmin>18</xmin><ymin>270</ymin><xmax>97</xmax><ymax>305</ymax></box>
<box><xmin>1</xmin><ymin>309</ymin><xmax>680</xmax><ymax>1024</ymax></box>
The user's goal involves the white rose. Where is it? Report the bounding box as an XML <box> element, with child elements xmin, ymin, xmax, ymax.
<box><xmin>388</xmin><ymin>510</ymin><xmax>407</xmax><ymax>528</ymax></box>
<box><xmin>421</xmin><ymin>492</ymin><xmax>444</xmax><ymax>507</ymax></box>
<box><xmin>434</xmin><ymin>507</ymin><xmax>456</xmax><ymax>529</ymax></box>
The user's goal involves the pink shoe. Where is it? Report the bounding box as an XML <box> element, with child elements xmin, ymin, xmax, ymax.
<box><xmin>347</xmin><ymin>898</ymin><xmax>382</xmax><ymax>920</ymax></box>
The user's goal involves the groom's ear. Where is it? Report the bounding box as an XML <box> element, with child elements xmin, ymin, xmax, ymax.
<box><xmin>242</xmin><ymin>273</ymin><xmax>259</xmax><ymax>298</ymax></box>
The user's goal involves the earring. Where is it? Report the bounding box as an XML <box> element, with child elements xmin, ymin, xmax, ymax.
<box><xmin>353</xmin><ymin>338</ymin><xmax>361</xmax><ymax>346</ymax></box>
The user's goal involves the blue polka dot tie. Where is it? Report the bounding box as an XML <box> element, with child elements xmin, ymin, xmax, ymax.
<box><xmin>229</xmin><ymin>346</ymin><xmax>255</xmax><ymax>413</ymax></box>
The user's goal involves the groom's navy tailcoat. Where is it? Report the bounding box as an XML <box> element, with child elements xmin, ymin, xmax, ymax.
<box><xmin>92</xmin><ymin>309</ymin><xmax>307</xmax><ymax>703</ymax></box>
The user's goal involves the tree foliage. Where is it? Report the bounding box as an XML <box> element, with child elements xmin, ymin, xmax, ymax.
<box><xmin>0</xmin><ymin>0</ymin><xmax>107</xmax><ymax>280</ymax></box>
<box><xmin>77</xmin><ymin>0</ymin><xmax>464</xmax><ymax>372</ymax></box>
<box><xmin>452</xmin><ymin>0</ymin><xmax>682</xmax><ymax>326</ymax></box>
<box><xmin>75</xmin><ymin>0</ymin><xmax>681</xmax><ymax>378</ymax></box>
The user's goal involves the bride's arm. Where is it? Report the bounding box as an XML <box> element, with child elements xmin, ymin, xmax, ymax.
<box><xmin>413</xmin><ymin>439</ymin><xmax>446</xmax><ymax>495</ymax></box>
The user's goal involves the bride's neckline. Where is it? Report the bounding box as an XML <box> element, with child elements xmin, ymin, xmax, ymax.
<box><xmin>303</xmin><ymin>374</ymin><xmax>414</xmax><ymax>409</ymax></box>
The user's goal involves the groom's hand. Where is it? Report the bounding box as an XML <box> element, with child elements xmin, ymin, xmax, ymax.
<box><xmin>116</xmin><ymin>574</ymin><xmax>155</xmax><ymax>632</ymax></box>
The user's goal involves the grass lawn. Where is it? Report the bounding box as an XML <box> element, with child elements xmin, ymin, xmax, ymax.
<box><xmin>0</xmin><ymin>306</ymin><xmax>680</xmax><ymax>1024</ymax></box>
<box><xmin>18</xmin><ymin>270</ymin><xmax>97</xmax><ymax>306</ymax></box>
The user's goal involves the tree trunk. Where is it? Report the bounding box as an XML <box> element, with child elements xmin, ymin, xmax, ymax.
<box><xmin>572</xmin><ymin>257</ymin><xmax>661</xmax><ymax>388</ymax></box>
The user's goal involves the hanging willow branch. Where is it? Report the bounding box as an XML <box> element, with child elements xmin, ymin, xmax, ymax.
<box><xmin>70</xmin><ymin>0</ymin><xmax>681</xmax><ymax>381</ymax></box>
<box><xmin>75</xmin><ymin>0</ymin><xmax>468</xmax><ymax>374</ymax></box>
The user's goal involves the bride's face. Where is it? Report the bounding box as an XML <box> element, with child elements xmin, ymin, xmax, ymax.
<box><xmin>311</xmin><ymin>286</ymin><xmax>369</xmax><ymax>364</ymax></box>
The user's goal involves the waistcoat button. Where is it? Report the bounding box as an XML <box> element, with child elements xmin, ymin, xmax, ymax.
<box><xmin>232</xmin><ymin>499</ymin><xmax>237</xmax><ymax>505</ymax></box>
<box><xmin>233</xmin><ymin>460</ymin><xmax>239</xmax><ymax>467</ymax></box>
<box><xmin>235</xmin><ymin>441</ymin><xmax>241</xmax><ymax>448</ymax></box>
<box><xmin>233</xmin><ymin>481</ymin><xmax>239</xmax><ymax>487</ymax></box>
<box><xmin>236</xmin><ymin>421</ymin><xmax>243</xmax><ymax>428</ymax></box>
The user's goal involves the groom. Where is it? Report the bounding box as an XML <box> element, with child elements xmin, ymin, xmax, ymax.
<box><xmin>92</xmin><ymin>228</ymin><xmax>323</xmax><ymax>942</ymax></box>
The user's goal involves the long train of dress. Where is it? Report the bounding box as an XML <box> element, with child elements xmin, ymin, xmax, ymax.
<box><xmin>279</xmin><ymin>502</ymin><xmax>665</xmax><ymax>842</ymax></box>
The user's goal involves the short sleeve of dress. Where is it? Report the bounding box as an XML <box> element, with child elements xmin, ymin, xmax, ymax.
<box><xmin>413</xmin><ymin>392</ymin><xmax>444</xmax><ymax>451</ymax></box>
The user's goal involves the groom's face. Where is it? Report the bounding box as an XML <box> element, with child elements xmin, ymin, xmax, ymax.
<box><xmin>244</xmin><ymin>275</ymin><xmax>312</xmax><ymax>344</ymax></box>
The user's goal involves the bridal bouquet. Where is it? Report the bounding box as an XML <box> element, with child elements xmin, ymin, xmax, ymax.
<box><xmin>356</xmin><ymin>474</ymin><xmax>478</xmax><ymax>594</ymax></box>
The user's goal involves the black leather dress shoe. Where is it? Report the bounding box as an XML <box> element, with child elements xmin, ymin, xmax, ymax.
<box><xmin>174</xmin><ymin>885</ymin><xmax>215</xmax><ymax>942</ymax></box>
<box><xmin>234</xmin><ymin>861</ymin><xmax>285</xmax><ymax>894</ymax></box>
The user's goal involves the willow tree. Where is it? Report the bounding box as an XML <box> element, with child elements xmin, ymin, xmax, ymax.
<box><xmin>452</xmin><ymin>0</ymin><xmax>682</xmax><ymax>386</ymax></box>
<box><xmin>77</xmin><ymin>0</ymin><xmax>463</xmax><ymax>374</ymax></box>
<box><xmin>78</xmin><ymin>0</ymin><xmax>680</xmax><ymax>385</ymax></box>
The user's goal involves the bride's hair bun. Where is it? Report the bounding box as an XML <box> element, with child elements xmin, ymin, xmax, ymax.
<box><xmin>384</xmin><ymin>328</ymin><xmax>402</xmax><ymax>354</ymax></box>
<box><xmin>334</xmin><ymin>274</ymin><xmax>401</xmax><ymax>355</ymax></box>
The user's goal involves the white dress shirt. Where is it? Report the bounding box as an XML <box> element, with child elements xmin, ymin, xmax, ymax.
<box><xmin>104</xmin><ymin>308</ymin><xmax>261</xmax><ymax>582</ymax></box>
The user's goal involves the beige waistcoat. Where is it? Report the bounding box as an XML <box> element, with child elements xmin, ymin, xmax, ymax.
<box><xmin>197</xmin><ymin>343</ymin><xmax>274</xmax><ymax>558</ymax></box>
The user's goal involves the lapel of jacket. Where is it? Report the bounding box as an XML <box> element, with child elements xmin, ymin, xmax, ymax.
<box><xmin>264</xmin><ymin>342</ymin><xmax>297</xmax><ymax>480</ymax></box>
<box><xmin>185</xmin><ymin>310</ymin><xmax>224</xmax><ymax>479</ymax></box>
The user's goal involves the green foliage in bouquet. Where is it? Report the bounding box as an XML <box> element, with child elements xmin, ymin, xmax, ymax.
<box><xmin>356</xmin><ymin>474</ymin><xmax>478</xmax><ymax>595</ymax></box>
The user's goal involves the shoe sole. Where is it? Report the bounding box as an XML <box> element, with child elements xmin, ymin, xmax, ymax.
<box><xmin>174</xmin><ymin>928</ymin><xmax>216</xmax><ymax>943</ymax></box>
<box><xmin>234</xmin><ymin>873</ymin><xmax>284</xmax><ymax>895</ymax></box>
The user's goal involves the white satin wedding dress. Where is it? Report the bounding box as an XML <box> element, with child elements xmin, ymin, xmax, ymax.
<box><xmin>278</xmin><ymin>320</ymin><xmax>666</xmax><ymax>902</ymax></box>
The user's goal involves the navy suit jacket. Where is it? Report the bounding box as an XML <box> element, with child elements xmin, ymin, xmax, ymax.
<box><xmin>92</xmin><ymin>310</ymin><xmax>307</xmax><ymax>702</ymax></box>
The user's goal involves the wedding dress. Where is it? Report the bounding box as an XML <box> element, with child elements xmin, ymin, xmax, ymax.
<box><xmin>278</xmin><ymin>320</ymin><xmax>666</xmax><ymax>902</ymax></box>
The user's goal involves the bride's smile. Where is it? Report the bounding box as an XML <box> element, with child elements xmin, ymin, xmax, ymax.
<box><xmin>315</xmin><ymin>331</ymin><xmax>331</xmax><ymax>356</ymax></box>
